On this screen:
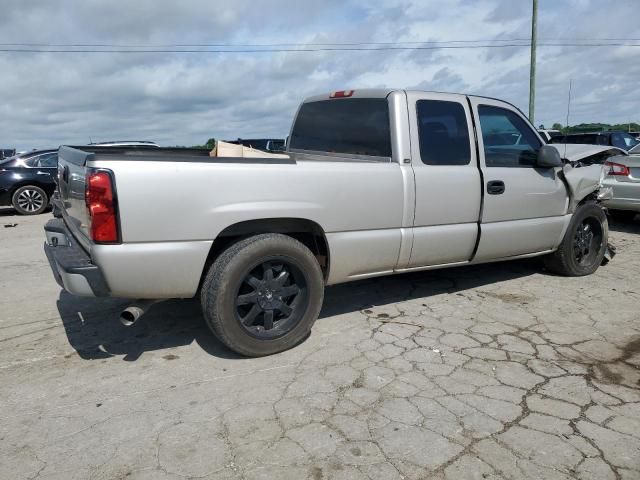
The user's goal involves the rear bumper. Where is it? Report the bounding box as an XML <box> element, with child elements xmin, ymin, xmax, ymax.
<box><xmin>602</xmin><ymin>179</ymin><xmax>640</xmax><ymax>212</ymax></box>
<box><xmin>44</xmin><ymin>218</ymin><xmax>109</xmax><ymax>297</ymax></box>
<box><xmin>604</xmin><ymin>198</ymin><xmax>640</xmax><ymax>212</ymax></box>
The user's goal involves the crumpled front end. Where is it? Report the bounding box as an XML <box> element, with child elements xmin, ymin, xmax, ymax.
<box><xmin>597</xmin><ymin>186</ymin><xmax>613</xmax><ymax>202</ymax></box>
<box><xmin>559</xmin><ymin>163</ymin><xmax>618</xmax><ymax>266</ymax></box>
<box><xmin>561</xmin><ymin>163</ymin><xmax>608</xmax><ymax>212</ymax></box>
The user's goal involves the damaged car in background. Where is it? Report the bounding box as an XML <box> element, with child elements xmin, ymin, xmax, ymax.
<box><xmin>44</xmin><ymin>89</ymin><xmax>617</xmax><ymax>357</ymax></box>
<box><xmin>551</xmin><ymin>143</ymin><xmax>639</xmax><ymax>221</ymax></box>
<box><xmin>603</xmin><ymin>152</ymin><xmax>640</xmax><ymax>221</ymax></box>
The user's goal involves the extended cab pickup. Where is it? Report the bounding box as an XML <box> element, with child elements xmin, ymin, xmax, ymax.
<box><xmin>45</xmin><ymin>89</ymin><xmax>612</xmax><ymax>356</ymax></box>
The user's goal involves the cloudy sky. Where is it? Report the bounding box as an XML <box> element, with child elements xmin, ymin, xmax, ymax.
<box><xmin>1</xmin><ymin>0</ymin><xmax>639</xmax><ymax>150</ymax></box>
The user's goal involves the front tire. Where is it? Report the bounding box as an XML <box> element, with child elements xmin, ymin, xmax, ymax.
<box><xmin>544</xmin><ymin>201</ymin><xmax>608</xmax><ymax>276</ymax></box>
<box><xmin>11</xmin><ymin>185</ymin><xmax>48</xmax><ymax>215</ymax></box>
<box><xmin>200</xmin><ymin>234</ymin><xmax>324</xmax><ymax>357</ymax></box>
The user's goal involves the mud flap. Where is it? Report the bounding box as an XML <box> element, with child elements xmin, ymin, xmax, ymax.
<box><xmin>601</xmin><ymin>243</ymin><xmax>617</xmax><ymax>266</ymax></box>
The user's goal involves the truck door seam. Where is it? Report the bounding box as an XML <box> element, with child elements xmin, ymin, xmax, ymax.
<box><xmin>466</xmin><ymin>96</ymin><xmax>484</xmax><ymax>262</ymax></box>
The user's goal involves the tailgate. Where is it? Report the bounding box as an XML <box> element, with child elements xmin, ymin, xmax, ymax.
<box><xmin>56</xmin><ymin>146</ymin><xmax>93</xmax><ymax>249</ymax></box>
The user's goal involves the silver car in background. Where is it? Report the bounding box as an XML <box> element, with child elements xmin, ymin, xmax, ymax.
<box><xmin>603</xmin><ymin>151</ymin><xmax>640</xmax><ymax>220</ymax></box>
<box><xmin>550</xmin><ymin>143</ymin><xmax>639</xmax><ymax>221</ymax></box>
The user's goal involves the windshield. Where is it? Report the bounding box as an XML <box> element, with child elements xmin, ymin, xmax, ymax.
<box><xmin>619</xmin><ymin>133</ymin><xmax>640</xmax><ymax>150</ymax></box>
<box><xmin>630</xmin><ymin>142</ymin><xmax>640</xmax><ymax>154</ymax></box>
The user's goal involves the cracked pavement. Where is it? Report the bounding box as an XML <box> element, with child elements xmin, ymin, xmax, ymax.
<box><xmin>1</xmin><ymin>210</ymin><xmax>640</xmax><ymax>480</ymax></box>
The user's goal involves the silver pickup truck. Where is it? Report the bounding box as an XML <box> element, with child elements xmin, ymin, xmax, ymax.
<box><xmin>45</xmin><ymin>89</ymin><xmax>612</xmax><ymax>356</ymax></box>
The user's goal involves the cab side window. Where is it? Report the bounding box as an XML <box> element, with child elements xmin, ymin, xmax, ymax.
<box><xmin>416</xmin><ymin>100</ymin><xmax>471</xmax><ymax>165</ymax></box>
<box><xmin>478</xmin><ymin>105</ymin><xmax>542</xmax><ymax>167</ymax></box>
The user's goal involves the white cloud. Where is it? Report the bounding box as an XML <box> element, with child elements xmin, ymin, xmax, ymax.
<box><xmin>0</xmin><ymin>0</ymin><xmax>638</xmax><ymax>150</ymax></box>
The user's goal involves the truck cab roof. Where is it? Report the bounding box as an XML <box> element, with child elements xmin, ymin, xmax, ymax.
<box><xmin>302</xmin><ymin>89</ymin><xmax>517</xmax><ymax>104</ymax></box>
<box><xmin>300</xmin><ymin>89</ymin><xmax>526</xmax><ymax>120</ymax></box>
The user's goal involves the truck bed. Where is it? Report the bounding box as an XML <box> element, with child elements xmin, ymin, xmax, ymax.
<box><xmin>61</xmin><ymin>145</ymin><xmax>295</xmax><ymax>165</ymax></box>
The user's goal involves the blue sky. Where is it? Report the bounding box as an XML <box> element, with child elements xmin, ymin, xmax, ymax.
<box><xmin>1</xmin><ymin>0</ymin><xmax>638</xmax><ymax>150</ymax></box>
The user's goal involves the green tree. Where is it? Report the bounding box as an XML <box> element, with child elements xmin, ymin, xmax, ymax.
<box><xmin>552</xmin><ymin>123</ymin><xmax>563</xmax><ymax>130</ymax></box>
<box><xmin>192</xmin><ymin>137</ymin><xmax>216</xmax><ymax>149</ymax></box>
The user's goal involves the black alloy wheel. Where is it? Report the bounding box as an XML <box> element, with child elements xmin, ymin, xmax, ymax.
<box><xmin>235</xmin><ymin>259</ymin><xmax>308</xmax><ymax>339</ymax></box>
<box><xmin>200</xmin><ymin>233</ymin><xmax>324</xmax><ymax>357</ymax></box>
<box><xmin>573</xmin><ymin>218</ymin><xmax>603</xmax><ymax>267</ymax></box>
<box><xmin>544</xmin><ymin>201</ymin><xmax>608</xmax><ymax>276</ymax></box>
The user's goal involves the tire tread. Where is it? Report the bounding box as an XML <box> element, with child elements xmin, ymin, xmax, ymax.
<box><xmin>544</xmin><ymin>201</ymin><xmax>607</xmax><ymax>276</ymax></box>
<box><xmin>200</xmin><ymin>233</ymin><xmax>323</xmax><ymax>356</ymax></box>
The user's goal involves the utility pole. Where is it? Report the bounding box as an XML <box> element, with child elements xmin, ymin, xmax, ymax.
<box><xmin>565</xmin><ymin>79</ymin><xmax>572</xmax><ymax>132</ymax></box>
<box><xmin>528</xmin><ymin>0</ymin><xmax>538</xmax><ymax>124</ymax></box>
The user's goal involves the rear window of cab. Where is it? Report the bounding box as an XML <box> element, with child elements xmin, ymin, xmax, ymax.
<box><xmin>289</xmin><ymin>98</ymin><xmax>391</xmax><ymax>157</ymax></box>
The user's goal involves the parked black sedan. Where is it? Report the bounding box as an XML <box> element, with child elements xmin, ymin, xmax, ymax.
<box><xmin>0</xmin><ymin>149</ymin><xmax>58</xmax><ymax>215</ymax></box>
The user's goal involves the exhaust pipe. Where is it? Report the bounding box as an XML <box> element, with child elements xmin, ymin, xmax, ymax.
<box><xmin>119</xmin><ymin>300</ymin><xmax>159</xmax><ymax>326</ymax></box>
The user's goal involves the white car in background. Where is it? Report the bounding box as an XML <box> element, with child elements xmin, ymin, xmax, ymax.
<box><xmin>538</xmin><ymin>129</ymin><xmax>562</xmax><ymax>142</ymax></box>
<box><xmin>88</xmin><ymin>141</ymin><xmax>159</xmax><ymax>147</ymax></box>
<box><xmin>602</xmin><ymin>147</ymin><xmax>640</xmax><ymax>221</ymax></box>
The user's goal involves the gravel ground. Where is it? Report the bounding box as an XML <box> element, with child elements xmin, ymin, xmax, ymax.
<box><xmin>1</xmin><ymin>208</ymin><xmax>639</xmax><ymax>480</ymax></box>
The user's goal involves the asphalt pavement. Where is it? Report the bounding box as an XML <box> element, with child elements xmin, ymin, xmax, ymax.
<box><xmin>1</xmin><ymin>208</ymin><xmax>639</xmax><ymax>480</ymax></box>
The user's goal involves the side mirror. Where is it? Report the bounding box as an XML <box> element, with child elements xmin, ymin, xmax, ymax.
<box><xmin>537</xmin><ymin>145</ymin><xmax>563</xmax><ymax>168</ymax></box>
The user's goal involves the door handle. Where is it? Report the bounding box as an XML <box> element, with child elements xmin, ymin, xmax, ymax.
<box><xmin>487</xmin><ymin>180</ymin><xmax>505</xmax><ymax>195</ymax></box>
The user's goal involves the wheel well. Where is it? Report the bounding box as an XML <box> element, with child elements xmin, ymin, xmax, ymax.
<box><xmin>577</xmin><ymin>193</ymin><xmax>599</xmax><ymax>208</ymax></box>
<box><xmin>201</xmin><ymin>218</ymin><xmax>330</xmax><ymax>285</ymax></box>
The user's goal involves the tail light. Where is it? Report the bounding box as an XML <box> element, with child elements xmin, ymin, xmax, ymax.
<box><xmin>605</xmin><ymin>161</ymin><xmax>630</xmax><ymax>176</ymax></box>
<box><xmin>329</xmin><ymin>90</ymin><xmax>354</xmax><ymax>98</ymax></box>
<box><xmin>85</xmin><ymin>169</ymin><xmax>120</xmax><ymax>243</ymax></box>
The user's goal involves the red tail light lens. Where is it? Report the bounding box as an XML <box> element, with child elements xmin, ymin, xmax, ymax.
<box><xmin>605</xmin><ymin>161</ymin><xmax>630</xmax><ymax>176</ymax></box>
<box><xmin>329</xmin><ymin>90</ymin><xmax>354</xmax><ymax>98</ymax></box>
<box><xmin>85</xmin><ymin>170</ymin><xmax>119</xmax><ymax>243</ymax></box>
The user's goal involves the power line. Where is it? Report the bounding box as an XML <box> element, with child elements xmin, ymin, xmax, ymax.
<box><xmin>0</xmin><ymin>43</ymin><xmax>639</xmax><ymax>54</ymax></box>
<box><xmin>0</xmin><ymin>38</ymin><xmax>533</xmax><ymax>48</ymax></box>
<box><xmin>0</xmin><ymin>37</ymin><xmax>638</xmax><ymax>49</ymax></box>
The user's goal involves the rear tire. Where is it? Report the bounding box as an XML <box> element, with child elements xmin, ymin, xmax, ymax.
<box><xmin>11</xmin><ymin>185</ymin><xmax>48</xmax><ymax>215</ymax></box>
<box><xmin>200</xmin><ymin>234</ymin><xmax>324</xmax><ymax>357</ymax></box>
<box><xmin>544</xmin><ymin>201</ymin><xmax>608</xmax><ymax>276</ymax></box>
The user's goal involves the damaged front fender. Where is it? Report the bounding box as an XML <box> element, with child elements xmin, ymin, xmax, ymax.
<box><xmin>559</xmin><ymin>163</ymin><xmax>617</xmax><ymax>267</ymax></box>
<box><xmin>559</xmin><ymin>163</ymin><xmax>608</xmax><ymax>213</ymax></box>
